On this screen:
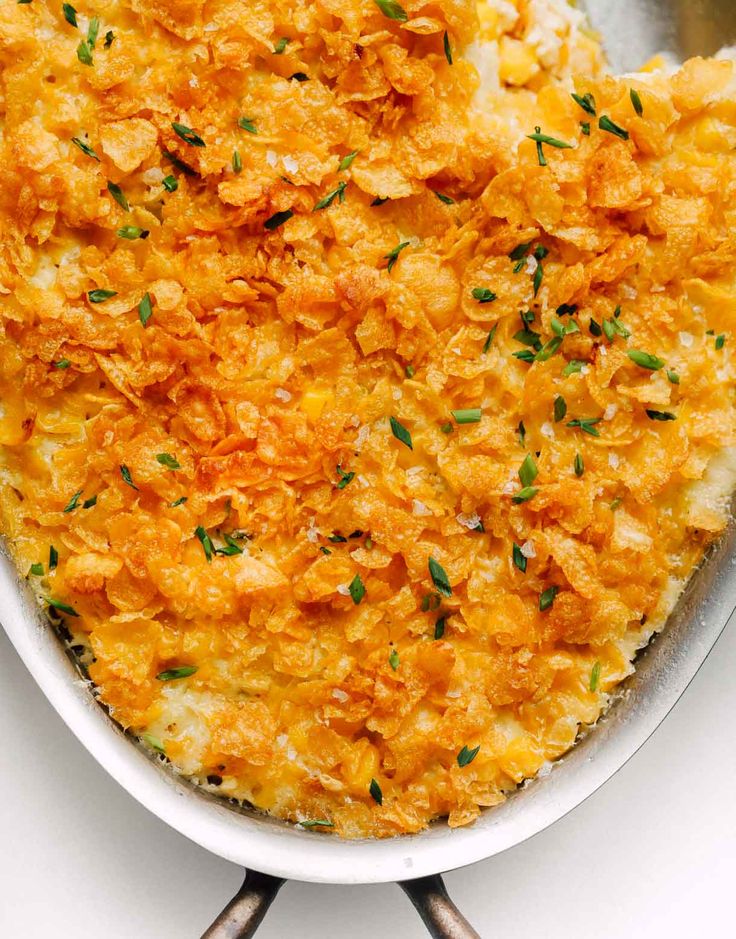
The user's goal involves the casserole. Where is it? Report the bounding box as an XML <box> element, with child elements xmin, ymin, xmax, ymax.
<box><xmin>2</xmin><ymin>1</ymin><xmax>736</xmax><ymax>935</ymax></box>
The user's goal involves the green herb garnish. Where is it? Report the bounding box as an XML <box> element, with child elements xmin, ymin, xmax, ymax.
<box><xmin>138</xmin><ymin>292</ymin><xmax>153</xmax><ymax>327</ymax></box>
<box><xmin>527</xmin><ymin>127</ymin><xmax>573</xmax><ymax>166</ymax></box>
<box><xmin>49</xmin><ymin>545</ymin><xmax>59</xmax><ymax>570</ymax></box>
<box><xmin>162</xmin><ymin>175</ymin><xmax>178</xmax><ymax>192</ymax></box>
<box><xmin>232</xmin><ymin>150</ymin><xmax>242</xmax><ymax>174</ymax></box>
<box><xmin>299</xmin><ymin>819</ymin><xmax>334</xmax><ymax>829</ymax></box>
<box><xmin>428</xmin><ymin>556</ymin><xmax>452</xmax><ymax>597</ymax></box>
<box><xmin>120</xmin><ymin>464</ymin><xmax>138</xmax><ymax>490</ymax></box>
<box><xmin>589</xmin><ymin>661</ymin><xmax>601</xmax><ymax>692</ymax></box>
<box><xmin>63</xmin><ymin>490</ymin><xmax>83</xmax><ymax>513</ymax></box>
<box><xmin>172</xmin><ymin>122</ymin><xmax>205</xmax><ymax>147</ymax></box>
<box><xmin>482</xmin><ymin>324</ymin><xmax>498</xmax><ymax>354</ymax></box>
<box><xmin>571</xmin><ymin>92</ymin><xmax>596</xmax><ymax>116</ymax></box>
<box><xmin>599</xmin><ymin>115</ymin><xmax>629</xmax><ymax>140</ymax></box>
<box><xmin>273</xmin><ymin>37</ymin><xmax>290</xmax><ymax>54</ymax></box>
<box><xmin>264</xmin><ymin>209</ymin><xmax>293</xmax><ymax>230</ymax></box>
<box><xmin>457</xmin><ymin>745</ymin><xmax>480</xmax><ymax>767</ymax></box>
<box><xmin>71</xmin><ymin>136</ymin><xmax>99</xmax><ymax>160</ymax></box>
<box><xmin>88</xmin><ymin>289</ymin><xmax>117</xmax><ymax>303</ymax></box>
<box><xmin>512</xmin><ymin>543</ymin><xmax>527</xmax><ymax>573</ymax></box>
<box><xmin>567</xmin><ymin>417</ymin><xmax>602</xmax><ymax>436</ymax></box>
<box><xmin>46</xmin><ymin>598</ymin><xmax>79</xmax><ymax>617</ymax></box>
<box><xmin>156</xmin><ymin>453</ymin><xmax>180</xmax><ymax>470</ymax></box>
<box><xmin>554</xmin><ymin>395</ymin><xmax>567</xmax><ymax>422</ymax></box>
<box><xmin>29</xmin><ymin>562</ymin><xmax>44</xmax><ymax>576</ymax></box>
<box><xmin>118</xmin><ymin>226</ymin><xmax>149</xmax><ymax>240</ymax></box>
<box><xmin>54</xmin><ymin>359</ymin><xmax>71</xmax><ymax>369</ymax></box>
<box><xmin>630</xmin><ymin>89</ymin><xmax>643</xmax><ymax>116</ymax></box>
<box><xmin>518</xmin><ymin>454</ymin><xmax>538</xmax><ymax>488</ymax></box>
<box><xmin>314</xmin><ymin>181</ymin><xmax>347</xmax><ymax>211</ymax></box>
<box><xmin>384</xmin><ymin>240</ymin><xmax>410</xmax><ymax>272</ymax></box>
<box><xmin>349</xmin><ymin>573</ymin><xmax>365</xmax><ymax>605</ymax></box>
<box><xmin>62</xmin><ymin>3</ymin><xmax>78</xmax><ymax>27</ymax></box>
<box><xmin>83</xmin><ymin>495</ymin><xmax>97</xmax><ymax>508</ymax></box>
<box><xmin>472</xmin><ymin>287</ymin><xmax>496</xmax><ymax>303</ymax></box>
<box><xmin>451</xmin><ymin>408</ymin><xmax>482</xmax><ymax>424</ymax></box>
<box><xmin>645</xmin><ymin>409</ymin><xmax>676</xmax><ymax>422</ymax></box>
<box><xmin>106</xmin><ymin>180</ymin><xmax>129</xmax><ymax>210</ymax></box>
<box><xmin>512</xmin><ymin>486</ymin><xmax>538</xmax><ymax>504</ymax></box>
<box><xmin>443</xmin><ymin>30</ymin><xmax>452</xmax><ymax>65</ymax></box>
<box><xmin>388</xmin><ymin>648</ymin><xmax>399</xmax><ymax>670</ymax></box>
<box><xmin>76</xmin><ymin>40</ymin><xmax>93</xmax><ymax>65</ymax></box>
<box><xmin>389</xmin><ymin>416</ymin><xmax>413</xmax><ymax>450</ymax></box>
<box><xmin>338</xmin><ymin>150</ymin><xmax>359</xmax><ymax>171</ymax></box>
<box><xmin>195</xmin><ymin>526</ymin><xmax>214</xmax><ymax>562</ymax></box>
<box><xmin>574</xmin><ymin>453</ymin><xmax>584</xmax><ymax>477</ymax></box>
<box><xmin>156</xmin><ymin>665</ymin><xmax>198</xmax><ymax>681</ymax></box>
<box><xmin>539</xmin><ymin>585</ymin><xmax>559</xmax><ymax>611</ymax></box>
<box><xmin>627</xmin><ymin>349</ymin><xmax>664</xmax><ymax>370</ymax></box>
<box><xmin>434</xmin><ymin>191</ymin><xmax>455</xmax><ymax>205</ymax></box>
<box><xmin>369</xmin><ymin>777</ymin><xmax>383</xmax><ymax>804</ymax></box>
<box><xmin>335</xmin><ymin>464</ymin><xmax>354</xmax><ymax>489</ymax></box>
<box><xmin>434</xmin><ymin>616</ymin><xmax>446</xmax><ymax>639</ymax></box>
<box><xmin>372</xmin><ymin>0</ymin><xmax>407</xmax><ymax>21</ymax></box>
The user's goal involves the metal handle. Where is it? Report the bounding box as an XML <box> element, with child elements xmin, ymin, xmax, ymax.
<box><xmin>201</xmin><ymin>869</ymin><xmax>285</xmax><ymax>939</ymax></box>
<box><xmin>400</xmin><ymin>874</ymin><xmax>481</xmax><ymax>938</ymax></box>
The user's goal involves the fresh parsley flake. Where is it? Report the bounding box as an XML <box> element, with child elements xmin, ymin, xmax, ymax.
<box><xmin>440</xmin><ymin>422</ymin><xmax>453</xmax><ymax>434</ymax></box>
<box><xmin>589</xmin><ymin>317</ymin><xmax>602</xmax><ymax>337</ymax></box>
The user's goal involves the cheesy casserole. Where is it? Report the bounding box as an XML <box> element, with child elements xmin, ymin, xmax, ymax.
<box><xmin>1</xmin><ymin>0</ymin><xmax>735</xmax><ymax>838</ymax></box>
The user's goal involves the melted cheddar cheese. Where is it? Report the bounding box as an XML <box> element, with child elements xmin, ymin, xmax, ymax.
<box><xmin>1</xmin><ymin>0</ymin><xmax>735</xmax><ymax>837</ymax></box>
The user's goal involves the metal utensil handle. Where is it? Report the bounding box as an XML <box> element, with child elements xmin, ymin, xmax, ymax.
<box><xmin>202</xmin><ymin>869</ymin><xmax>479</xmax><ymax>939</ymax></box>
<box><xmin>400</xmin><ymin>874</ymin><xmax>481</xmax><ymax>939</ymax></box>
<box><xmin>201</xmin><ymin>869</ymin><xmax>285</xmax><ymax>939</ymax></box>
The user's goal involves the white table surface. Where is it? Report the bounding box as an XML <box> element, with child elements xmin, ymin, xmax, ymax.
<box><xmin>1</xmin><ymin>622</ymin><xmax>734</xmax><ymax>939</ymax></box>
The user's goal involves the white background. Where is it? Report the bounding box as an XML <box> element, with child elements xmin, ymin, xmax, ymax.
<box><xmin>1</xmin><ymin>623</ymin><xmax>734</xmax><ymax>939</ymax></box>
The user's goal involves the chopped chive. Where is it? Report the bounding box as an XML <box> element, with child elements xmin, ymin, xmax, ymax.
<box><xmin>46</xmin><ymin>598</ymin><xmax>79</xmax><ymax>617</ymax></box>
<box><xmin>118</xmin><ymin>226</ymin><xmax>149</xmax><ymax>240</ymax></box>
<box><xmin>273</xmin><ymin>37</ymin><xmax>290</xmax><ymax>54</ymax></box>
<box><xmin>338</xmin><ymin>150</ymin><xmax>359</xmax><ymax>171</ymax></box>
<box><xmin>142</xmin><ymin>733</ymin><xmax>165</xmax><ymax>754</ymax></box>
<box><xmin>170</xmin><ymin>496</ymin><xmax>187</xmax><ymax>507</ymax></box>
<box><xmin>567</xmin><ymin>417</ymin><xmax>602</xmax><ymax>437</ymax></box>
<box><xmin>434</xmin><ymin>191</ymin><xmax>455</xmax><ymax>205</ymax></box>
<box><xmin>349</xmin><ymin>573</ymin><xmax>365</xmax><ymax>605</ymax></box>
<box><xmin>571</xmin><ymin>92</ymin><xmax>596</xmax><ymax>116</ymax></box>
<box><xmin>610</xmin><ymin>497</ymin><xmax>623</xmax><ymax>511</ymax></box>
<box><xmin>509</xmin><ymin>241</ymin><xmax>533</xmax><ymax>261</ymax></box>
<box><xmin>517</xmin><ymin>420</ymin><xmax>526</xmax><ymax>446</ymax></box>
<box><xmin>472</xmin><ymin>287</ymin><xmax>496</xmax><ymax>303</ymax></box>
<box><xmin>335</xmin><ymin>464</ymin><xmax>354</xmax><ymax>489</ymax></box>
<box><xmin>299</xmin><ymin>819</ymin><xmax>334</xmax><ymax>829</ymax></box>
<box><xmin>71</xmin><ymin>136</ymin><xmax>99</xmax><ymax>160</ymax></box>
<box><xmin>388</xmin><ymin>648</ymin><xmax>399</xmax><ymax>670</ymax></box>
<box><xmin>554</xmin><ymin>395</ymin><xmax>567</xmax><ymax>422</ymax></box>
<box><xmin>428</xmin><ymin>556</ymin><xmax>452</xmax><ymax>597</ymax></box>
<box><xmin>384</xmin><ymin>240</ymin><xmax>410</xmax><ymax>272</ymax></box>
<box><xmin>54</xmin><ymin>359</ymin><xmax>71</xmax><ymax>369</ymax></box>
<box><xmin>443</xmin><ymin>30</ymin><xmax>452</xmax><ymax>65</ymax></box>
<box><xmin>372</xmin><ymin>0</ymin><xmax>407</xmax><ymax>21</ymax></box>
<box><xmin>440</xmin><ymin>422</ymin><xmax>453</xmax><ymax>434</ymax></box>
<box><xmin>29</xmin><ymin>563</ymin><xmax>44</xmax><ymax>576</ymax></box>
<box><xmin>598</xmin><ymin>115</ymin><xmax>629</xmax><ymax>140</ymax></box>
<box><xmin>574</xmin><ymin>452</ymin><xmax>584</xmax><ymax>477</ymax></box>
<box><xmin>527</xmin><ymin>128</ymin><xmax>573</xmax><ymax>167</ymax></box>
<box><xmin>389</xmin><ymin>416</ymin><xmax>412</xmax><ymax>450</ymax></box>
<box><xmin>138</xmin><ymin>292</ymin><xmax>153</xmax><ymax>326</ymax></box>
<box><xmin>49</xmin><ymin>545</ymin><xmax>58</xmax><ymax>570</ymax></box>
<box><xmin>645</xmin><ymin>409</ymin><xmax>676</xmax><ymax>422</ymax></box>
<box><xmin>87</xmin><ymin>15</ymin><xmax>99</xmax><ymax>47</ymax></box>
<box><xmin>195</xmin><ymin>526</ymin><xmax>214</xmax><ymax>562</ymax></box>
<box><xmin>163</xmin><ymin>149</ymin><xmax>197</xmax><ymax>176</ymax></box>
<box><xmin>106</xmin><ymin>180</ymin><xmax>129</xmax><ymax>210</ymax></box>
<box><xmin>666</xmin><ymin>369</ymin><xmax>680</xmax><ymax>384</ymax></box>
<box><xmin>580</xmin><ymin>122</ymin><xmax>591</xmax><ymax>136</ymax></box>
<box><xmin>589</xmin><ymin>317</ymin><xmax>602</xmax><ymax>337</ymax></box>
<box><xmin>715</xmin><ymin>333</ymin><xmax>726</xmax><ymax>350</ymax></box>
<box><xmin>82</xmin><ymin>495</ymin><xmax>97</xmax><ymax>508</ymax></box>
<box><xmin>232</xmin><ymin>149</ymin><xmax>242</xmax><ymax>173</ymax></box>
<box><xmin>539</xmin><ymin>585</ymin><xmax>559</xmax><ymax>612</ymax></box>
<box><xmin>63</xmin><ymin>490</ymin><xmax>83</xmax><ymax>513</ymax></box>
<box><xmin>120</xmin><ymin>464</ymin><xmax>138</xmax><ymax>490</ymax></box>
<box><xmin>216</xmin><ymin>533</ymin><xmax>244</xmax><ymax>557</ymax></box>
<box><xmin>512</xmin><ymin>486</ymin><xmax>538</xmax><ymax>504</ymax></box>
<box><xmin>369</xmin><ymin>777</ymin><xmax>383</xmax><ymax>804</ymax></box>
<box><xmin>314</xmin><ymin>181</ymin><xmax>347</xmax><ymax>211</ymax></box>
<box><xmin>156</xmin><ymin>453</ymin><xmax>180</xmax><ymax>470</ymax></box>
<box><xmin>264</xmin><ymin>209</ymin><xmax>293</xmax><ymax>230</ymax></box>
<box><xmin>319</xmin><ymin>546</ymin><xmax>331</xmax><ymax>555</ymax></box>
<box><xmin>451</xmin><ymin>408</ymin><xmax>482</xmax><ymax>424</ymax></box>
<box><xmin>630</xmin><ymin>88</ymin><xmax>643</xmax><ymax>116</ymax></box>
<box><xmin>627</xmin><ymin>349</ymin><xmax>664</xmax><ymax>370</ymax></box>
<box><xmin>534</xmin><ymin>335</ymin><xmax>563</xmax><ymax>361</ymax></box>
<box><xmin>88</xmin><ymin>289</ymin><xmax>117</xmax><ymax>303</ymax></box>
<box><xmin>482</xmin><ymin>324</ymin><xmax>498</xmax><ymax>354</ymax></box>
<box><xmin>104</xmin><ymin>29</ymin><xmax>114</xmax><ymax>47</ymax></box>
<box><xmin>421</xmin><ymin>593</ymin><xmax>440</xmax><ymax>612</ymax></box>
<box><xmin>162</xmin><ymin>174</ymin><xmax>178</xmax><ymax>192</ymax></box>
<box><xmin>172</xmin><ymin>122</ymin><xmax>205</xmax><ymax>147</ymax></box>
<box><xmin>289</xmin><ymin>71</ymin><xmax>309</xmax><ymax>81</ymax></box>
<box><xmin>62</xmin><ymin>3</ymin><xmax>77</xmax><ymax>27</ymax></box>
<box><xmin>76</xmin><ymin>40</ymin><xmax>93</xmax><ymax>65</ymax></box>
<box><xmin>518</xmin><ymin>454</ymin><xmax>538</xmax><ymax>488</ymax></box>
<box><xmin>156</xmin><ymin>665</ymin><xmax>198</xmax><ymax>681</ymax></box>
<box><xmin>237</xmin><ymin>117</ymin><xmax>257</xmax><ymax>134</ymax></box>
<box><xmin>434</xmin><ymin>616</ymin><xmax>446</xmax><ymax>639</ymax></box>
<box><xmin>371</xmin><ymin>196</ymin><xmax>388</xmax><ymax>206</ymax></box>
<box><xmin>589</xmin><ymin>661</ymin><xmax>601</xmax><ymax>692</ymax></box>
<box><xmin>563</xmin><ymin>360</ymin><xmax>585</xmax><ymax>376</ymax></box>
<box><xmin>457</xmin><ymin>745</ymin><xmax>480</xmax><ymax>767</ymax></box>
<box><xmin>512</xmin><ymin>543</ymin><xmax>527</xmax><ymax>573</ymax></box>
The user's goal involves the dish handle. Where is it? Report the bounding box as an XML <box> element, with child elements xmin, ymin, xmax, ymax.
<box><xmin>201</xmin><ymin>869</ymin><xmax>480</xmax><ymax>938</ymax></box>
